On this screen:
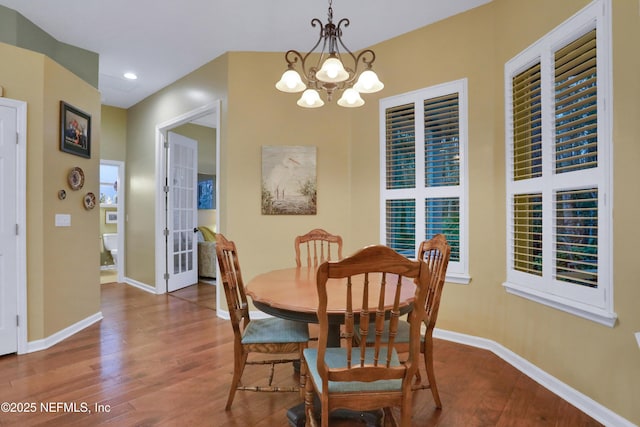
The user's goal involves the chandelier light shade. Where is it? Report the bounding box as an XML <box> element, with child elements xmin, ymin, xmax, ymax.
<box><xmin>275</xmin><ymin>0</ymin><xmax>384</xmax><ymax>109</ymax></box>
<box><xmin>297</xmin><ymin>89</ymin><xmax>325</xmax><ymax>108</ymax></box>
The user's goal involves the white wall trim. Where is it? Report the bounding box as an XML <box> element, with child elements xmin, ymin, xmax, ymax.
<box><xmin>123</xmin><ymin>277</ymin><xmax>157</xmax><ymax>294</ymax></box>
<box><xmin>217</xmin><ymin>308</ymin><xmax>230</xmax><ymax>320</ymax></box>
<box><xmin>26</xmin><ymin>312</ymin><xmax>103</xmax><ymax>354</ymax></box>
<box><xmin>434</xmin><ymin>328</ymin><xmax>635</xmax><ymax>427</ymax></box>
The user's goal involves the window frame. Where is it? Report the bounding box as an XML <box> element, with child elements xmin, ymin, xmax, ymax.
<box><xmin>503</xmin><ymin>0</ymin><xmax>615</xmax><ymax>326</ymax></box>
<box><xmin>380</xmin><ymin>79</ymin><xmax>470</xmax><ymax>284</ymax></box>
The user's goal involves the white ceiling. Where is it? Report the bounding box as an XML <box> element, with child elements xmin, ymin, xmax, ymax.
<box><xmin>0</xmin><ymin>0</ymin><xmax>491</xmax><ymax>109</ymax></box>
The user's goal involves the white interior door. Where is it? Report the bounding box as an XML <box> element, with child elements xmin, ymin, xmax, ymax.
<box><xmin>167</xmin><ymin>131</ymin><xmax>198</xmax><ymax>292</ymax></box>
<box><xmin>0</xmin><ymin>104</ymin><xmax>18</xmax><ymax>355</ymax></box>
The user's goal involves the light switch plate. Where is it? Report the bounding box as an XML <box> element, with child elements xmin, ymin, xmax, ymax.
<box><xmin>55</xmin><ymin>214</ymin><xmax>71</xmax><ymax>227</ymax></box>
<box><xmin>635</xmin><ymin>332</ymin><xmax>640</xmax><ymax>349</ymax></box>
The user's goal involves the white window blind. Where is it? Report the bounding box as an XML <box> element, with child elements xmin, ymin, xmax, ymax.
<box><xmin>381</xmin><ymin>79</ymin><xmax>469</xmax><ymax>283</ymax></box>
<box><xmin>504</xmin><ymin>0</ymin><xmax>614</xmax><ymax>326</ymax></box>
<box><xmin>385</xmin><ymin>103</ymin><xmax>416</xmax><ymax>190</ymax></box>
<box><xmin>555</xmin><ymin>29</ymin><xmax>598</xmax><ymax>174</ymax></box>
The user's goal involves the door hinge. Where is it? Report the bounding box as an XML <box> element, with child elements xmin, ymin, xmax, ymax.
<box><xmin>163</xmin><ymin>228</ymin><xmax>169</xmax><ymax>237</ymax></box>
<box><xmin>16</xmin><ymin>224</ymin><xmax>19</xmax><ymax>235</ymax></box>
<box><xmin>164</xmin><ymin>273</ymin><xmax>170</xmax><ymax>281</ymax></box>
<box><xmin>16</xmin><ymin>132</ymin><xmax>19</xmax><ymax>144</ymax></box>
<box><xmin>163</xmin><ymin>185</ymin><xmax>169</xmax><ymax>193</ymax></box>
<box><xmin>164</xmin><ymin>140</ymin><xmax>169</xmax><ymax>149</ymax></box>
<box><xmin>16</xmin><ymin>315</ymin><xmax>19</xmax><ymax>327</ymax></box>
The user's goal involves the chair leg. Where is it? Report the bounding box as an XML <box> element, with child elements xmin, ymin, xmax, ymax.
<box><xmin>383</xmin><ymin>407</ymin><xmax>398</xmax><ymax>427</ymax></box>
<box><xmin>225</xmin><ymin>350</ymin><xmax>248</xmax><ymax>410</ymax></box>
<box><xmin>298</xmin><ymin>347</ymin><xmax>307</xmax><ymax>400</ymax></box>
<box><xmin>400</xmin><ymin>396</ymin><xmax>412</xmax><ymax>427</ymax></box>
<box><xmin>423</xmin><ymin>344</ymin><xmax>442</xmax><ymax>408</ymax></box>
<box><xmin>303</xmin><ymin>374</ymin><xmax>316</xmax><ymax>427</ymax></box>
<box><xmin>320</xmin><ymin>394</ymin><xmax>329</xmax><ymax>427</ymax></box>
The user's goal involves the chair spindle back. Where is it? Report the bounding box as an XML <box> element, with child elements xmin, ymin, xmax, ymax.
<box><xmin>215</xmin><ymin>233</ymin><xmax>250</xmax><ymax>334</ymax></box>
<box><xmin>316</xmin><ymin>245</ymin><xmax>430</xmax><ymax>385</ymax></box>
<box><xmin>294</xmin><ymin>228</ymin><xmax>343</xmax><ymax>267</ymax></box>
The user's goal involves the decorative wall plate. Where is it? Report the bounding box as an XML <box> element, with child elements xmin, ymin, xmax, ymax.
<box><xmin>68</xmin><ymin>167</ymin><xmax>85</xmax><ymax>190</ymax></box>
<box><xmin>83</xmin><ymin>192</ymin><xmax>96</xmax><ymax>210</ymax></box>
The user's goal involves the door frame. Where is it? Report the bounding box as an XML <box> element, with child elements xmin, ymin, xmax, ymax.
<box><xmin>154</xmin><ymin>101</ymin><xmax>220</xmax><ymax>295</ymax></box>
<box><xmin>1</xmin><ymin>98</ymin><xmax>27</xmax><ymax>354</ymax></box>
<box><xmin>99</xmin><ymin>159</ymin><xmax>125</xmax><ymax>283</ymax></box>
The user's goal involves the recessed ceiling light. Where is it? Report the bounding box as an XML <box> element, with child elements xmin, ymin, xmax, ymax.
<box><xmin>123</xmin><ymin>72</ymin><xmax>138</xmax><ymax>80</ymax></box>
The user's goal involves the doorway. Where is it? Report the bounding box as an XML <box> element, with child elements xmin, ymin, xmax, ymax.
<box><xmin>99</xmin><ymin>160</ymin><xmax>125</xmax><ymax>284</ymax></box>
<box><xmin>154</xmin><ymin>101</ymin><xmax>220</xmax><ymax>305</ymax></box>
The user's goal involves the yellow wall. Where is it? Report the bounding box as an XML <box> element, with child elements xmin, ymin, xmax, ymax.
<box><xmin>348</xmin><ymin>0</ymin><xmax>640</xmax><ymax>422</ymax></box>
<box><xmin>172</xmin><ymin>122</ymin><xmax>216</xmax><ymax>175</ymax></box>
<box><xmin>99</xmin><ymin>106</ymin><xmax>126</xmax><ymax>265</ymax></box>
<box><xmin>0</xmin><ymin>41</ymin><xmax>101</xmax><ymax>340</ymax></box>
<box><xmin>224</xmin><ymin>52</ymin><xmax>353</xmax><ymax>277</ymax></box>
<box><xmin>100</xmin><ymin>105</ymin><xmax>126</xmax><ymax>161</ymax></box>
<box><xmin>42</xmin><ymin>57</ymin><xmax>102</xmax><ymax>336</ymax></box>
<box><xmin>125</xmin><ymin>54</ymin><xmax>228</xmax><ymax>285</ymax></box>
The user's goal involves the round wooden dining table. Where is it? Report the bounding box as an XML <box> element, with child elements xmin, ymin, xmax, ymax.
<box><xmin>245</xmin><ymin>266</ymin><xmax>417</xmax><ymax>347</ymax></box>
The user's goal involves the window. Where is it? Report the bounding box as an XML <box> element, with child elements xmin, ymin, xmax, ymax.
<box><xmin>380</xmin><ymin>79</ymin><xmax>469</xmax><ymax>283</ymax></box>
<box><xmin>504</xmin><ymin>0</ymin><xmax>614</xmax><ymax>326</ymax></box>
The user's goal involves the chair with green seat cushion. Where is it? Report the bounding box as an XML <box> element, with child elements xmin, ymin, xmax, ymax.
<box><xmin>302</xmin><ymin>245</ymin><xmax>431</xmax><ymax>427</ymax></box>
<box><xmin>355</xmin><ymin>234</ymin><xmax>451</xmax><ymax>409</ymax></box>
<box><xmin>215</xmin><ymin>233</ymin><xmax>309</xmax><ymax>410</ymax></box>
<box><xmin>304</xmin><ymin>347</ymin><xmax>402</xmax><ymax>395</ymax></box>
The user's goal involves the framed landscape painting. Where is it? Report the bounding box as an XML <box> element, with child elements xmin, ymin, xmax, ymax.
<box><xmin>261</xmin><ymin>145</ymin><xmax>317</xmax><ymax>215</ymax></box>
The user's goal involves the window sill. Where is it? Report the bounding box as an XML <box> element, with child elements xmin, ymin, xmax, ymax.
<box><xmin>447</xmin><ymin>273</ymin><xmax>471</xmax><ymax>285</ymax></box>
<box><xmin>502</xmin><ymin>281</ymin><xmax>617</xmax><ymax>327</ymax></box>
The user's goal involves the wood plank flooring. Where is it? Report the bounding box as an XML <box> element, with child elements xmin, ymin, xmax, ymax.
<box><xmin>0</xmin><ymin>282</ymin><xmax>602</xmax><ymax>426</ymax></box>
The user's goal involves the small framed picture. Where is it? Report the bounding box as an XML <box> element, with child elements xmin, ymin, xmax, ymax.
<box><xmin>197</xmin><ymin>174</ymin><xmax>215</xmax><ymax>209</ymax></box>
<box><xmin>105</xmin><ymin>211</ymin><xmax>117</xmax><ymax>224</ymax></box>
<box><xmin>60</xmin><ymin>101</ymin><xmax>91</xmax><ymax>158</ymax></box>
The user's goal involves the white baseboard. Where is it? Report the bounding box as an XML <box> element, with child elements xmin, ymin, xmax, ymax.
<box><xmin>123</xmin><ymin>277</ymin><xmax>157</xmax><ymax>294</ymax></box>
<box><xmin>433</xmin><ymin>328</ymin><xmax>635</xmax><ymax>427</ymax></box>
<box><xmin>26</xmin><ymin>312</ymin><xmax>103</xmax><ymax>354</ymax></box>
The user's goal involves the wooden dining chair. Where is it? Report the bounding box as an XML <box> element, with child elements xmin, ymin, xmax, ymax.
<box><xmin>215</xmin><ymin>233</ymin><xmax>309</xmax><ymax>410</ymax></box>
<box><xmin>301</xmin><ymin>245</ymin><xmax>430</xmax><ymax>427</ymax></box>
<box><xmin>294</xmin><ymin>228</ymin><xmax>343</xmax><ymax>267</ymax></box>
<box><xmin>355</xmin><ymin>234</ymin><xmax>451</xmax><ymax>408</ymax></box>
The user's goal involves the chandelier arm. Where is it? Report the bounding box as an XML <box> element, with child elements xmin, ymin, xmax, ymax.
<box><xmin>309</xmin><ymin>17</ymin><xmax>326</xmax><ymax>59</ymax></box>
<box><xmin>290</xmin><ymin>17</ymin><xmax>330</xmax><ymax>87</ymax></box>
<box><xmin>333</xmin><ymin>17</ymin><xmax>360</xmax><ymax>85</ymax></box>
<box><xmin>334</xmin><ymin>18</ymin><xmax>355</xmax><ymax>58</ymax></box>
<box><xmin>353</xmin><ymin>49</ymin><xmax>377</xmax><ymax>74</ymax></box>
<box><xmin>284</xmin><ymin>49</ymin><xmax>307</xmax><ymax>74</ymax></box>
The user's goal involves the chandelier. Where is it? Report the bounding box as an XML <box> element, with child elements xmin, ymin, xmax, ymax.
<box><xmin>275</xmin><ymin>0</ymin><xmax>384</xmax><ymax>108</ymax></box>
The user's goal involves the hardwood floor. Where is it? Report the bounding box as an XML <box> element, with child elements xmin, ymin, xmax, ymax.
<box><xmin>170</xmin><ymin>281</ymin><xmax>216</xmax><ymax>311</ymax></box>
<box><xmin>0</xmin><ymin>283</ymin><xmax>602</xmax><ymax>426</ymax></box>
